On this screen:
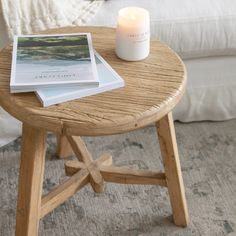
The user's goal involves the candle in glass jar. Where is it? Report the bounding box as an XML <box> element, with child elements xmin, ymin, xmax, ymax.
<box><xmin>115</xmin><ymin>7</ymin><xmax>150</xmax><ymax>61</ymax></box>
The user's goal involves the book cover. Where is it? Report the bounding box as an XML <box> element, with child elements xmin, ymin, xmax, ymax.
<box><xmin>36</xmin><ymin>52</ymin><xmax>125</xmax><ymax>107</ymax></box>
<box><xmin>10</xmin><ymin>33</ymin><xmax>99</xmax><ymax>93</ymax></box>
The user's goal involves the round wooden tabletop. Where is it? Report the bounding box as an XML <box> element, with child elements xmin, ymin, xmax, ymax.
<box><xmin>0</xmin><ymin>27</ymin><xmax>186</xmax><ymax>136</ymax></box>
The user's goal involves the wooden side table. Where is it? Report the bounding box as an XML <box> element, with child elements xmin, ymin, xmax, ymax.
<box><xmin>0</xmin><ymin>27</ymin><xmax>188</xmax><ymax>236</ymax></box>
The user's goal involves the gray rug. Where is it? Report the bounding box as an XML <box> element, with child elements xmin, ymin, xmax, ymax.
<box><xmin>1</xmin><ymin>120</ymin><xmax>236</xmax><ymax>236</ymax></box>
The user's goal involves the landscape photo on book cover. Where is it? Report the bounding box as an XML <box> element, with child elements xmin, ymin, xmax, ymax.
<box><xmin>14</xmin><ymin>34</ymin><xmax>97</xmax><ymax>85</ymax></box>
<box><xmin>17</xmin><ymin>35</ymin><xmax>90</xmax><ymax>65</ymax></box>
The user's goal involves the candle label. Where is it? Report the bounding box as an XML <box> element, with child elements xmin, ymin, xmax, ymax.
<box><xmin>127</xmin><ymin>31</ymin><xmax>150</xmax><ymax>43</ymax></box>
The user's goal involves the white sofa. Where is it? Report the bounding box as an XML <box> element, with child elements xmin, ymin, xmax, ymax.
<box><xmin>0</xmin><ymin>0</ymin><xmax>236</xmax><ymax>146</ymax></box>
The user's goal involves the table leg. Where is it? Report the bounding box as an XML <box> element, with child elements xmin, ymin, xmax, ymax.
<box><xmin>56</xmin><ymin>135</ymin><xmax>74</xmax><ymax>159</ymax></box>
<box><xmin>16</xmin><ymin>123</ymin><xmax>46</xmax><ymax>236</ymax></box>
<box><xmin>156</xmin><ymin>112</ymin><xmax>189</xmax><ymax>227</ymax></box>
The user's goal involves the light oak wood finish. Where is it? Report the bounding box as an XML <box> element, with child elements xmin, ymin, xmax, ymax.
<box><xmin>65</xmin><ymin>159</ymin><xmax>167</xmax><ymax>186</ymax></box>
<box><xmin>0</xmin><ymin>27</ymin><xmax>186</xmax><ymax>137</ymax></box>
<box><xmin>100</xmin><ymin>166</ymin><xmax>166</xmax><ymax>186</ymax></box>
<box><xmin>56</xmin><ymin>135</ymin><xmax>74</xmax><ymax>159</ymax></box>
<box><xmin>40</xmin><ymin>168</ymin><xmax>89</xmax><ymax>218</ymax></box>
<box><xmin>0</xmin><ymin>26</ymin><xmax>189</xmax><ymax>235</ymax></box>
<box><xmin>156</xmin><ymin>113</ymin><xmax>189</xmax><ymax>226</ymax></box>
<box><xmin>66</xmin><ymin>135</ymin><xmax>105</xmax><ymax>193</ymax></box>
<box><xmin>16</xmin><ymin>124</ymin><xmax>46</xmax><ymax>236</ymax></box>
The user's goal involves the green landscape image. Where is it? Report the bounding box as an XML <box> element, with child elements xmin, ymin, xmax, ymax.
<box><xmin>17</xmin><ymin>35</ymin><xmax>90</xmax><ymax>66</ymax></box>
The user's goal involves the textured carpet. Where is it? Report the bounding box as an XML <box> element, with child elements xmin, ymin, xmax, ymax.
<box><xmin>0</xmin><ymin>120</ymin><xmax>236</xmax><ymax>236</ymax></box>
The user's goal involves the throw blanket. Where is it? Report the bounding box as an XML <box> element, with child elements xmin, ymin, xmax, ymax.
<box><xmin>1</xmin><ymin>0</ymin><xmax>104</xmax><ymax>39</ymax></box>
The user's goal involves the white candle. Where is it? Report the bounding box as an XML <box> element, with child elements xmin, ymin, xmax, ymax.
<box><xmin>115</xmin><ymin>7</ymin><xmax>150</xmax><ymax>61</ymax></box>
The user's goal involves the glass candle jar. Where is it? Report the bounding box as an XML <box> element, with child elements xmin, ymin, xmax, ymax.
<box><xmin>115</xmin><ymin>7</ymin><xmax>150</xmax><ymax>61</ymax></box>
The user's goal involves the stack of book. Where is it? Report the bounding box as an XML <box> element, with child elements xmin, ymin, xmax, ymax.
<box><xmin>10</xmin><ymin>33</ymin><xmax>124</xmax><ymax>106</ymax></box>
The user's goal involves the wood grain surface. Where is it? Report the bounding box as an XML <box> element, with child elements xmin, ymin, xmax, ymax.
<box><xmin>15</xmin><ymin>124</ymin><xmax>46</xmax><ymax>236</ymax></box>
<box><xmin>157</xmin><ymin>113</ymin><xmax>189</xmax><ymax>226</ymax></box>
<box><xmin>0</xmin><ymin>27</ymin><xmax>186</xmax><ymax>136</ymax></box>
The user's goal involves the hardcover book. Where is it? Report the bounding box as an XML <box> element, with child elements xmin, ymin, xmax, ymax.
<box><xmin>10</xmin><ymin>33</ymin><xmax>99</xmax><ymax>93</ymax></box>
<box><xmin>36</xmin><ymin>52</ymin><xmax>125</xmax><ymax>107</ymax></box>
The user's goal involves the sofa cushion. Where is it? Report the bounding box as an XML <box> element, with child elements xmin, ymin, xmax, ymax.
<box><xmin>174</xmin><ymin>56</ymin><xmax>236</xmax><ymax>121</ymax></box>
<box><xmin>89</xmin><ymin>0</ymin><xmax>236</xmax><ymax>59</ymax></box>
